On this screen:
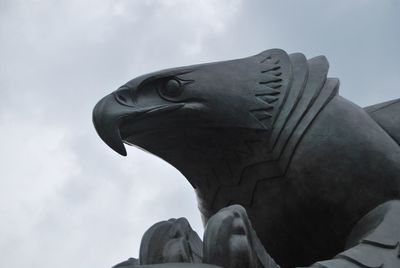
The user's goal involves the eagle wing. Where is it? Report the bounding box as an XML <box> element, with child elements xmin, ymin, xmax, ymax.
<box><xmin>365</xmin><ymin>98</ymin><xmax>400</xmax><ymax>145</ymax></box>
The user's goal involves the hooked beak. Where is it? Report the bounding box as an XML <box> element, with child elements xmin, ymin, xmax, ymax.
<box><xmin>92</xmin><ymin>92</ymin><xmax>183</xmax><ymax>156</ymax></box>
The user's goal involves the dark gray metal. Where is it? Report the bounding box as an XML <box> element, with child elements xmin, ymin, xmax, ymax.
<box><xmin>93</xmin><ymin>49</ymin><xmax>400</xmax><ymax>267</ymax></box>
<box><xmin>310</xmin><ymin>200</ymin><xmax>400</xmax><ymax>268</ymax></box>
<box><xmin>203</xmin><ymin>205</ymin><xmax>280</xmax><ymax>268</ymax></box>
<box><xmin>112</xmin><ymin>264</ymin><xmax>220</xmax><ymax>268</ymax></box>
<box><xmin>139</xmin><ymin>218</ymin><xmax>202</xmax><ymax>264</ymax></box>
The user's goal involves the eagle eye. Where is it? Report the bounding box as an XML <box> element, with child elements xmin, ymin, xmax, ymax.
<box><xmin>158</xmin><ymin>78</ymin><xmax>184</xmax><ymax>99</ymax></box>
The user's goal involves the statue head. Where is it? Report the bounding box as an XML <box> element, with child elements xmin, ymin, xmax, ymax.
<box><xmin>93</xmin><ymin>49</ymin><xmax>289</xmax><ymax>156</ymax></box>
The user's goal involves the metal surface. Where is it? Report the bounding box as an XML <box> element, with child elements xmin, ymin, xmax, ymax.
<box><xmin>93</xmin><ymin>49</ymin><xmax>400</xmax><ymax>267</ymax></box>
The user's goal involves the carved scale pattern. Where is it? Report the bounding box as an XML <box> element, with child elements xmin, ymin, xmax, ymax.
<box><xmin>198</xmin><ymin>53</ymin><xmax>339</xmax><ymax>215</ymax></box>
<box><xmin>250</xmin><ymin>55</ymin><xmax>283</xmax><ymax>129</ymax></box>
<box><xmin>199</xmin><ymin>53</ymin><xmax>289</xmax><ymax>213</ymax></box>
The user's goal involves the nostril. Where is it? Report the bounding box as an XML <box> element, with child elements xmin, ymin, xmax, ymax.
<box><xmin>117</xmin><ymin>94</ymin><xmax>127</xmax><ymax>103</ymax></box>
<box><xmin>114</xmin><ymin>91</ymin><xmax>134</xmax><ymax>107</ymax></box>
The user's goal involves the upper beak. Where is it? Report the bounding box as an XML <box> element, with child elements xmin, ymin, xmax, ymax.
<box><xmin>92</xmin><ymin>91</ymin><xmax>183</xmax><ymax>156</ymax></box>
<box><xmin>93</xmin><ymin>93</ymin><xmax>130</xmax><ymax>156</ymax></box>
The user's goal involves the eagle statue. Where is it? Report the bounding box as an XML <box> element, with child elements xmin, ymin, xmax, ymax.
<box><xmin>92</xmin><ymin>49</ymin><xmax>400</xmax><ymax>268</ymax></box>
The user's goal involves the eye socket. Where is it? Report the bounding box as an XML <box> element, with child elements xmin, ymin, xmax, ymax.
<box><xmin>158</xmin><ymin>78</ymin><xmax>184</xmax><ymax>99</ymax></box>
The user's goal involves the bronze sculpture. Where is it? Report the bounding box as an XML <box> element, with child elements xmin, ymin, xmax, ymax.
<box><xmin>93</xmin><ymin>49</ymin><xmax>400</xmax><ymax>268</ymax></box>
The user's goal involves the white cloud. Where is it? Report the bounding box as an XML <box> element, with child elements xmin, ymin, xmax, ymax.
<box><xmin>0</xmin><ymin>0</ymin><xmax>243</xmax><ymax>267</ymax></box>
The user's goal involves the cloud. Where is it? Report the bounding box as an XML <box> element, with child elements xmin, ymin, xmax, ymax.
<box><xmin>0</xmin><ymin>0</ymin><xmax>242</xmax><ymax>267</ymax></box>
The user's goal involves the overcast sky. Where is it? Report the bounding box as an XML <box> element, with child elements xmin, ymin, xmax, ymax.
<box><xmin>0</xmin><ymin>1</ymin><xmax>399</xmax><ymax>267</ymax></box>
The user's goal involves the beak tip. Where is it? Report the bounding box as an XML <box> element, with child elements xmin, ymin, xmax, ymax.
<box><xmin>118</xmin><ymin>148</ymin><xmax>128</xmax><ymax>157</ymax></box>
<box><xmin>92</xmin><ymin>94</ymin><xmax>129</xmax><ymax>157</ymax></box>
<box><xmin>103</xmin><ymin>134</ymin><xmax>128</xmax><ymax>157</ymax></box>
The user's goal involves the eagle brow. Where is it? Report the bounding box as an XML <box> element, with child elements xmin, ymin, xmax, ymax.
<box><xmin>138</xmin><ymin>70</ymin><xmax>194</xmax><ymax>88</ymax></box>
